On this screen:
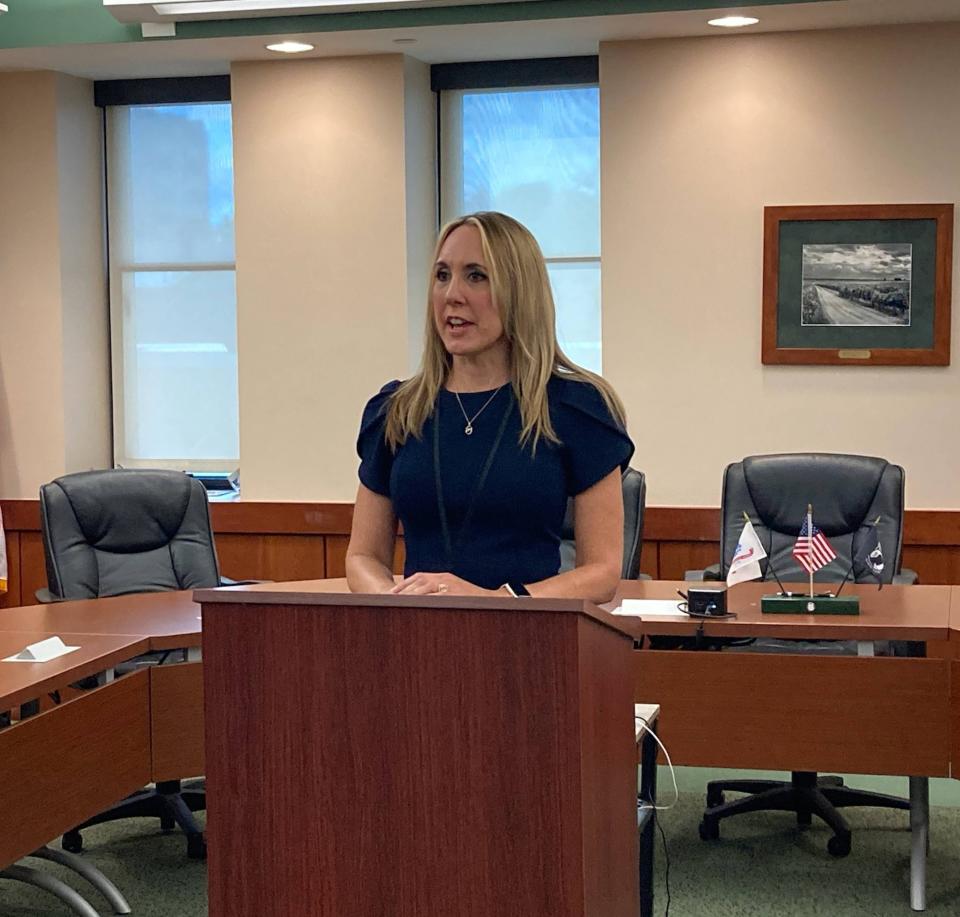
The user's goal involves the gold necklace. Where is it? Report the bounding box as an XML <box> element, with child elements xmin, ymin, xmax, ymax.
<box><xmin>453</xmin><ymin>385</ymin><xmax>506</xmax><ymax>435</ymax></box>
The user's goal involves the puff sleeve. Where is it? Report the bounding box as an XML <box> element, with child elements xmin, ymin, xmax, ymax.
<box><xmin>356</xmin><ymin>380</ymin><xmax>402</xmax><ymax>496</ymax></box>
<box><xmin>551</xmin><ymin>376</ymin><xmax>635</xmax><ymax>496</ymax></box>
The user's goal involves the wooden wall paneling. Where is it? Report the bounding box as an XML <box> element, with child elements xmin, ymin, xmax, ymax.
<box><xmin>9</xmin><ymin>498</ymin><xmax>960</xmax><ymax>588</ymax></box>
<box><xmin>324</xmin><ymin>535</ymin><xmax>405</xmax><ymax>579</ymax></box>
<box><xmin>209</xmin><ymin>501</ymin><xmax>353</xmax><ymax>534</ymax></box>
<box><xmin>215</xmin><ymin>533</ymin><xmax>326</xmax><ymax>583</ymax></box>
<box><xmin>325</xmin><ymin>535</ymin><xmax>349</xmax><ymax>579</ymax></box>
<box><xmin>18</xmin><ymin>531</ymin><xmax>47</xmax><ymax>606</ymax></box>
<box><xmin>0</xmin><ymin>671</ymin><xmax>151</xmax><ymax>868</ymax></box>
<box><xmin>1</xmin><ymin>531</ymin><xmax>21</xmax><ymax>608</ymax></box>
<box><xmin>902</xmin><ymin>546</ymin><xmax>960</xmax><ymax>586</ymax></box>
<box><xmin>639</xmin><ymin>541</ymin><xmax>658</xmax><ymax>579</ymax></box>
<box><xmin>657</xmin><ymin>541</ymin><xmax>720</xmax><ymax>581</ymax></box>
<box><xmin>633</xmin><ymin>651</ymin><xmax>951</xmax><ymax>776</ymax></box>
<box><xmin>151</xmin><ymin>662</ymin><xmax>204</xmax><ymax>782</ymax></box>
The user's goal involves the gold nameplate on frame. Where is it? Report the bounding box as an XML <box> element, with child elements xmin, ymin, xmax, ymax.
<box><xmin>837</xmin><ymin>349</ymin><xmax>872</xmax><ymax>360</ymax></box>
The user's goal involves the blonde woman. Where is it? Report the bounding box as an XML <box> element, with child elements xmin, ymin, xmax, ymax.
<box><xmin>346</xmin><ymin>212</ymin><xmax>633</xmax><ymax>604</ymax></box>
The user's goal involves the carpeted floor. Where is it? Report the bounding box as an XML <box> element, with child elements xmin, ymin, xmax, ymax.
<box><xmin>2</xmin><ymin>792</ymin><xmax>959</xmax><ymax>916</ymax></box>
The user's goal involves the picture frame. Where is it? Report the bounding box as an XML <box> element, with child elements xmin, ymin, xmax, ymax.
<box><xmin>761</xmin><ymin>203</ymin><xmax>953</xmax><ymax>366</ymax></box>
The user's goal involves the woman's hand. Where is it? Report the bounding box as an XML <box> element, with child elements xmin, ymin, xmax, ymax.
<box><xmin>389</xmin><ymin>572</ymin><xmax>498</xmax><ymax>597</ymax></box>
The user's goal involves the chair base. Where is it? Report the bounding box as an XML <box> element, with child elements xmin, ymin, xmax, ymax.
<box><xmin>62</xmin><ymin>780</ymin><xmax>206</xmax><ymax>860</ymax></box>
<box><xmin>699</xmin><ymin>771</ymin><xmax>909</xmax><ymax>857</ymax></box>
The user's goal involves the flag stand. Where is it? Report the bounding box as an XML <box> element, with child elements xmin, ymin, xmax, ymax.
<box><xmin>760</xmin><ymin>502</ymin><xmax>860</xmax><ymax>615</ymax></box>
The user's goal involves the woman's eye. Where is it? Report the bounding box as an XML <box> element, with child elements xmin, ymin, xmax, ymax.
<box><xmin>435</xmin><ymin>268</ymin><xmax>450</xmax><ymax>282</ymax></box>
<box><xmin>468</xmin><ymin>270</ymin><xmax>487</xmax><ymax>283</ymax></box>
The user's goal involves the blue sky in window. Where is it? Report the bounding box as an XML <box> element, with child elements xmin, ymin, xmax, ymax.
<box><xmin>128</xmin><ymin>103</ymin><xmax>234</xmax><ymax>263</ymax></box>
<box><xmin>461</xmin><ymin>87</ymin><xmax>600</xmax><ymax>257</ymax></box>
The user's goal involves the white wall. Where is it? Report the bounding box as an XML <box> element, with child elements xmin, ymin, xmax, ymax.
<box><xmin>232</xmin><ymin>55</ymin><xmax>435</xmax><ymax>501</ymax></box>
<box><xmin>601</xmin><ymin>24</ymin><xmax>960</xmax><ymax>508</ymax></box>
<box><xmin>0</xmin><ymin>71</ymin><xmax>109</xmax><ymax>498</ymax></box>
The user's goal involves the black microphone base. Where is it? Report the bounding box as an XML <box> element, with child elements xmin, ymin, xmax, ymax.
<box><xmin>761</xmin><ymin>594</ymin><xmax>860</xmax><ymax>615</ymax></box>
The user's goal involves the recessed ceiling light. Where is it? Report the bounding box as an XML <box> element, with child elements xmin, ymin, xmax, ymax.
<box><xmin>266</xmin><ymin>41</ymin><xmax>315</xmax><ymax>53</ymax></box>
<box><xmin>707</xmin><ymin>16</ymin><xmax>759</xmax><ymax>28</ymax></box>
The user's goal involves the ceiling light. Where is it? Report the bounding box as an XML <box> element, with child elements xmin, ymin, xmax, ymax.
<box><xmin>266</xmin><ymin>41</ymin><xmax>315</xmax><ymax>53</ymax></box>
<box><xmin>0</xmin><ymin>3</ymin><xmax>8</xmax><ymax>13</ymax></box>
<box><xmin>707</xmin><ymin>16</ymin><xmax>759</xmax><ymax>28</ymax></box>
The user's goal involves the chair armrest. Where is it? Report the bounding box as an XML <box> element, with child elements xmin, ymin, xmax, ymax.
<box><xmin>685</xmin><ymin>564</ymin><xmax>722</xmax><ymax>582</ymax></box>
<box><xmin>893</xmin><ymin>568</ymin><xmax>919</xmax><ymax>586</ymax></box>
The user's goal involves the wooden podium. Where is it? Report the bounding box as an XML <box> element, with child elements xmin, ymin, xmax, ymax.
<box><xmin>196</xmin><ymin>584</ymin><xmax>639</xmax><ymax>917</ymax></box>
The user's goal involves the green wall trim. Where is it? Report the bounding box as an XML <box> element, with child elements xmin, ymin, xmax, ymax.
<box><xmin>0</xmin><ymin>0</ymin><xmax>827</xmax><ymax>51</ymax></box>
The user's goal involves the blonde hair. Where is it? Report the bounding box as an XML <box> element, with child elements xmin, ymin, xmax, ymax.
<box><xmin>384</xmin><ymin>211</ymin><xmax>625</xmax><ymax>450</ymax></box>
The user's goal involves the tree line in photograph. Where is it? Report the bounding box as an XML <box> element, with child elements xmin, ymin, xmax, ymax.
<box><xmin>801</xmin><ymin>280</ymin><xmax>910</xmax><ymax>323</ymax></box>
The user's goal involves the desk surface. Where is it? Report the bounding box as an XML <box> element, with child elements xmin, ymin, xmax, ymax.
<box><xmin>608</xmin><ymin>580</ymin><xmax>953</xmax><ymax>641</ymax></box>
<box><xmin>0</xmin><ymin>631</ymin><xmax>150</xmax><ymax>710</ymax></box>
<box><xmin>0</xmin><ymin>580</ymin><xmax>955</xmax><ymax>649</ymax></box>
<box><xmin>0</xmin><ymin>591</ymin><xmax>201</xmax><ymax>650</ymax></box>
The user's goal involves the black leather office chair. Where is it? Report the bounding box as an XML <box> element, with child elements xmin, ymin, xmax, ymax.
<box><xmin>559</xmin><ymin>467</ymin><xmax>646</xmax><ymax>578</ymax></box>
<box><xmin>38</xmin><ymin>468</ymin><xmax>222</xmax><ymax>860</ymax></box>
<box><xmin>692</xmin><ymin>453</ymin><xmax>916</xmax><ymax>857</ymax></box>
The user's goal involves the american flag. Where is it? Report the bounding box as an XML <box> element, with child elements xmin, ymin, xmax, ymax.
<box><xmin>792</xmin><ymin>518</ymin><xmax>837</xmax><ymax>574</ymax></box>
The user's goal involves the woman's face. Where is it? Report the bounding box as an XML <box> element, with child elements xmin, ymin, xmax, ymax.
<box><xmin>432</xmin><ymin>224</ymin><xmax>506</xmax><ymax>361</ymax></box>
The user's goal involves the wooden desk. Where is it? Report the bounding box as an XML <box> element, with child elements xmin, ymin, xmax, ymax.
<box><xmin>604</xmin><ymin>581</ymin><xmax>952</xmax><ymax>774</ymax></box>
<box><xmin>0</xmin><ymin>633</ymin><xmax>151</xmax><ymax>870</ymax></box>
<box><xmin>610</xmin><ymin>581</ymin><xmax>953</xmax><ymax>912</ymax></box>
<box><xmin>608</xmin><ymin>580</ymin><xmax>952</xmax><ymax>641</ymax></box>
<box><xmin>0</xmin><ymin>593</ymin><xmax>205</xmax><ymax>781</ymax></box>
<box><xmin>0</xmin><ymin>590</ymin><xmax>201</xmax><ymax>650</ymax></box>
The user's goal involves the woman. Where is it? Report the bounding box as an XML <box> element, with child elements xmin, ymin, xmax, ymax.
<box><xmin>346</xmin><ymin>212</ymin><xmax>633</xmax><ymax>603</ymax></box>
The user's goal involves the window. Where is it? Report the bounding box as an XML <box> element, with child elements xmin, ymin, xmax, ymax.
<box><xmin>106</xmin><ymin>101</ymin><xmax>238</xmax><ymax>471</ymax></box>
<box><xmin>441</xmin><ymin>84</ymin><xmax>602</xmax><ymax>371</ymax></box>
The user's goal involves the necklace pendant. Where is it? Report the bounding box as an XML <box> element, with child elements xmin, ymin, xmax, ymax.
<box><xmin>464</xmin><ymin>424</ymin><xmax>474</xmax><ymax>435</ymax></box>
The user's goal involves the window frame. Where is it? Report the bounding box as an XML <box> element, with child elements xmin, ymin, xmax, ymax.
<box><xmin>433</xmin><ymin>57</ymin><xmax>603</xmax><ymax>370</ymax></box>
<box><xmin>98</xmin><ymin>77</ymin><xmax>238</xmax><ymax>472</ymax></box>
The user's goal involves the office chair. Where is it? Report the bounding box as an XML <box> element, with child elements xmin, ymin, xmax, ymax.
<box><xmin>559</xmin><ymin>466</ymin><xmax>646</xmax><ymax>578</ymax></box>
<box><xmin>38</xmin><ymin>468</ymin><xmax>222</xmax><ymax>860</ymax></box>
<box><xmin>690</xmin><ymin>453</ymin><xmax>916</xmax><ymax>857</ymax></box>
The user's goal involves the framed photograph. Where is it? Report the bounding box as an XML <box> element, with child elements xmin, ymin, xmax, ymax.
<box><xmin>762</xmin><ymin>203</ymin><xmax>953</xmax><ymax>365</ymax></box>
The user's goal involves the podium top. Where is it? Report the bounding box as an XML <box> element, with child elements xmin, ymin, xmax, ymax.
<box><xmin>194</xmin><ymin>578</ymin><xmax>635</xmax><ymax>640</ymax></box>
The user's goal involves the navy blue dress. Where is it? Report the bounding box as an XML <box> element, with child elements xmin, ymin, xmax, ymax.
<box><xmin>356</xmin><ymin>375</ymin><xmax>634</xmax><ymax>590</ymax></box>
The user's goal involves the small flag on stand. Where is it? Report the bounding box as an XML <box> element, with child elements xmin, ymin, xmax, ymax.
<box><xmin>727</xmin><ymin>515</ymin><xmax>768</xmax><ymax>586</ymax></box>
<box><xmin>0</xmin><ymin>507</ymin><xmax>7</xmax><ymax>594</ymax></box>
<box><xmin>792</xmin><ymin>514</ymin><xmax>837</xmax><ymax>574</ymax></box>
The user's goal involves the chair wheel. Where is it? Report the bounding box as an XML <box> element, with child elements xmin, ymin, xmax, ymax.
<box><xmin>827</xmin><ymin>834</ymin><xmax>851</xmax><ymax>858</ymax></box>
<box><xmin>61</xmin><ymin>831</ymin><xmax>83</xmax><ymax>853</ymax></box>
<box><xmin>187</xmin><ymin>834</ymin><xmax>207</xmax><ymax>860</ymax></box>
<box><xmin>706</xmin><ymin>789</ymin><xmax>725</xmax><ymax>808</ymax></box>
<box><xmin>699</xmin><ymin>818</ymin><xmax>720</xmax><ymax>841</ymax></box>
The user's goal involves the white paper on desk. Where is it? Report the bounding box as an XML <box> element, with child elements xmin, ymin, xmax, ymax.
<box><xmin>612</xmin><ymin>599</ymin><xmax>688</xmax><ymax>618</ymax></box>
<box><xmin>2</xmin><ymin>636</ymin><xmax>81</xmax><ymax>663</ymax></box>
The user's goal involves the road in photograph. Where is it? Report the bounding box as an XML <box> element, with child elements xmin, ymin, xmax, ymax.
<box><xmin>811</xmin><ymin>284</ymin><xmax>905</xmax><ymax>325</ymax></box>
